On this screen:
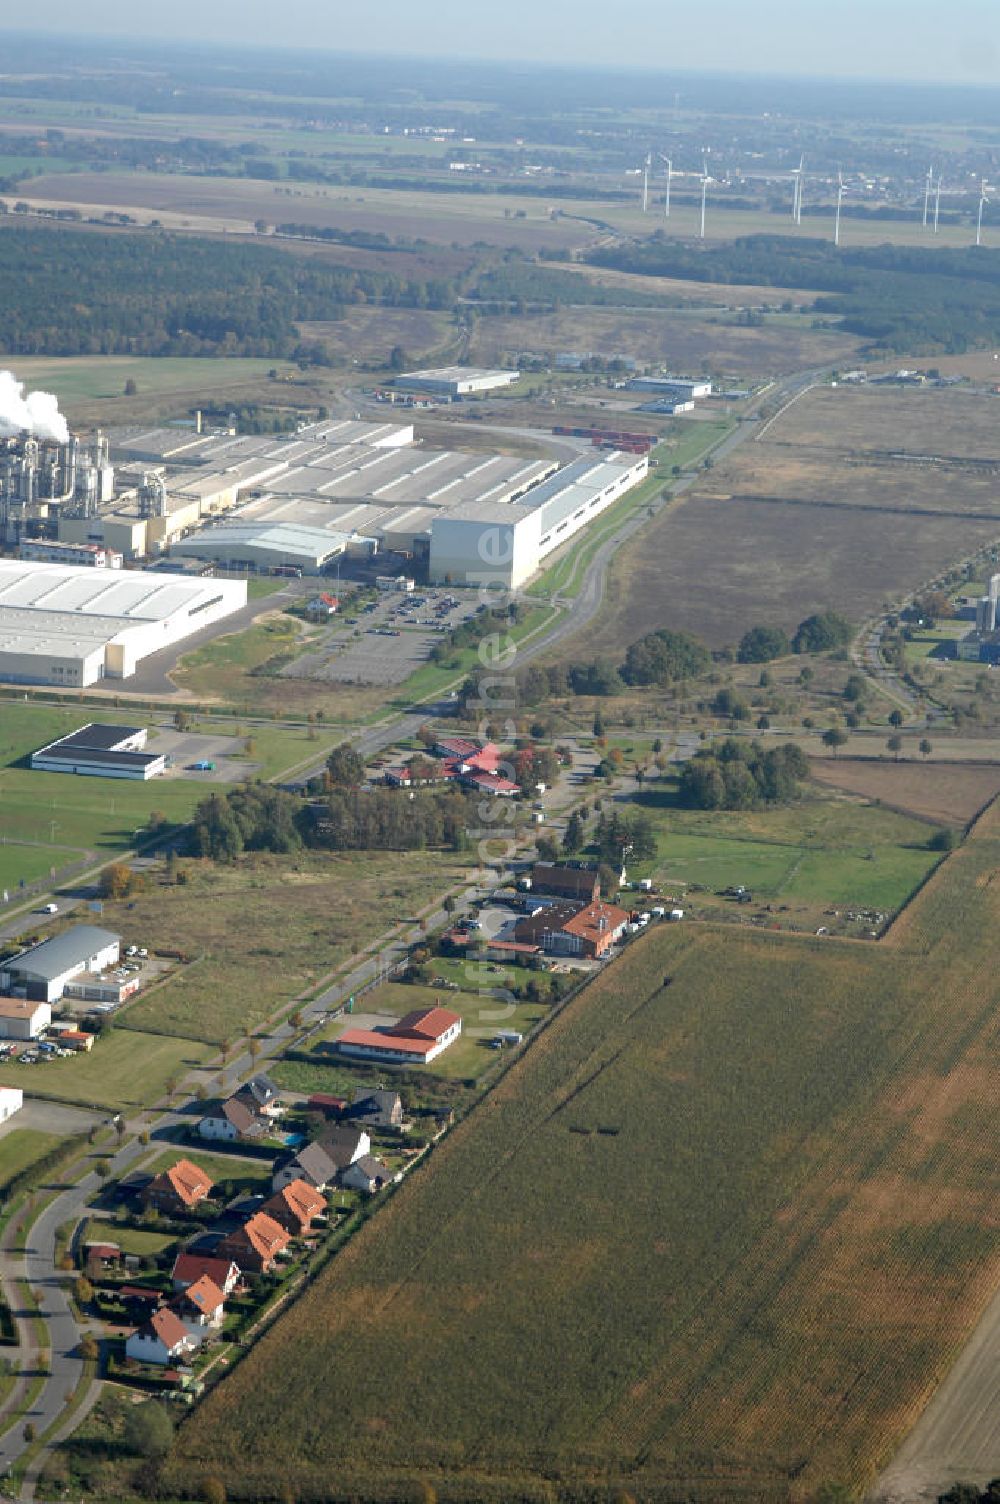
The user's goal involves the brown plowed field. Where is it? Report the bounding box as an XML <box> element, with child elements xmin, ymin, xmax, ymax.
<box><xmin>810</xmin><ymin>758</ymin><xmax>1000</xmax><ymax>825</ymax></box>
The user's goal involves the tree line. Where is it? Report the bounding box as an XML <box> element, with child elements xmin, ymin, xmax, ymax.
<box><xmin>186</xmin><ymin>782</ymin><xmax>476</xmax><ymax>862</ymax></box>
<box><xmin>587</xmin><ymin>233</ymin><xmax>1000</xmax><ymax>353</ymax></box>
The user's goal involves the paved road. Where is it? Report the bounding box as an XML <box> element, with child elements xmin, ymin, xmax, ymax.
<box><xmin>869</xmin><ymin>1281</ymin><xmax>1000</xmax><ymax>1501</ymax></box>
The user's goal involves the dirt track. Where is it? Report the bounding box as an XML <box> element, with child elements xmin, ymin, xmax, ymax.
<box><xmin>870</xmin><ymin>1278</ymin><xmax>1000</xmax><ymax>1501</ymax></box>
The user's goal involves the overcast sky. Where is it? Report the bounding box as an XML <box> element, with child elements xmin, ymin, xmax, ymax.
<box><xmin>14</xmin><ymin>0</ymin><xmax>1000</xmax><ymax>83</ymax></box>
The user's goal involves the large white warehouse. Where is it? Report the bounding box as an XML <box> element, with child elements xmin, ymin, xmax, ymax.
<box><xmin>428</xmin><ymin>451</ymin><xmax>649</xmax><ymax>589</ymax></box>
<box><xmin>0</xmin><ymin>560</ymin><xmax>247</xmax><ymax>687</ymax></box>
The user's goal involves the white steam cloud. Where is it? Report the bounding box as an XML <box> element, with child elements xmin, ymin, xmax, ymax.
<box><xmin>0</xmin><ymin>370</ymin><xmax>70</xmax><ymax>445</ymax></box>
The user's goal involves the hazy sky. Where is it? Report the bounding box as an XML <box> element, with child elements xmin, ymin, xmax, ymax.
<box><xmin>15</xmin><ymin>0</ymin><xmax>1000</xmax><ymax>83</ymax></box>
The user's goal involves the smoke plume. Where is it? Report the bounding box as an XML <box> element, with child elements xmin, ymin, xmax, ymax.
<box><xmin>0</xmin><ymin>370</ymin><xmax>70</xmax><ymax>444</ymax></box>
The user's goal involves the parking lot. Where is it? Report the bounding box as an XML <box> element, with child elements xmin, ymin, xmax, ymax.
<box><xmin>0</xmin><ymin>1096</ymin><xmax>104</xmax><ymax>1138</ymax></box>
<box><xmin>282</xmin><ymin>589</ymin><xmax>479</xmax><ymax>687</ymax></box>
<box><xmin>144</xmin><ymin>727</ymin><xmax>259</xmax><ymax>783</ymax></box>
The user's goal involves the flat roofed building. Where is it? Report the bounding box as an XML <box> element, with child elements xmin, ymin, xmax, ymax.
<box><xmin>627</xmin><ymin>376</ymin><xmax>712</xmax><ymax>398</ymax></box>
<box><xmin>0</xmin><ymin>999</ymin><xmax>51</xmax><ymax>1039</ymax></box>
<box><xmin>393</xmin><ymin>366</ymin><xmax>519</xmax><ymax>397</ymax></box>
<box><xmin>31</xmin><ymin>722</ymin><xmax>165</xmax><ymax>781</ymax></box>
<box><xmin>19</xmin><ymin>540</ymin><xmax>122</xmax><ymax>569</ymax></box>
<box><xmin>0</xmin><ymin>560</ymin><xmax>246</xmax><ymax>687</ymax></box>
<box><xmin>0</xmin><ymin>925</ymin><xmax>121</xmax><ymax>1004</ymax></box>
<box><xmin>169</xmin><ymin>523</ymin><xmax>354</xmax><ymax>575</ymax></box>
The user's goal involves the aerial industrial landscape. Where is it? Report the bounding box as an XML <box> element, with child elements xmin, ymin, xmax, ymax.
<box><xmin>0</xmin><ymin>9</ymin><xmax>999</xmax><ymax>1504</ymax></box>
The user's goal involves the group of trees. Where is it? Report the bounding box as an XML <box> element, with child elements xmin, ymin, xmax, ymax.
<box><xmin>619</xmin><ymin>628</ymin><xmax>713</xmax><ymax>688</ymax></box>
<box><xmin>187</xmin><ymin>786</ymin><xmax>305</xmax><ymax>861</ymax></box>
<box><xmin>0</xmin><ymin>223</ymin><xmax>465</xmax><ymax>358</ymax></box>
<box><xmin>679</xmin><ymin>740</ymin><xmax>809</xmax><ymax>811</ymax></box>
<box><xmin>736</xmin><ymin>614</ymin><xmax>852</xmax><ymax>663</ymax></box>
<box><xmin>186</xmin><ymin>779</ymin><xmax>476</xmax><ymax>861</ymax></box>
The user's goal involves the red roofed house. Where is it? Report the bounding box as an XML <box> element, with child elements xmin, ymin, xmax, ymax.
<box><xmin>218</xmin><ymin>1211</ymin><xmax>291</xmax><ymax>1274</ymax></box>
<box><xmin>516</xmin><ymin>899</ymin><xmax>628</xmax><ymax>959</ymax></box>
<box><xmin>125</xmin><ymin>1307</ymin><xmax>199</xmax><ymax>1367</ymax></box>
<box><xmin>335</xmin><ymin>1005</ymin><xmax>462</xmax><ymax>1067</ymax></box>
<box><xmin>142</xmin><ymin>1158</ymin><xmax>214</xmax><ymax>1216</ymax></box>
<box><xmin>434</xmin><ymin>736</ymin><xmax>480</xmax><ymax>760</ymax></box>
<box><xmin>173</xmin><ymin>1275</ymin><xmax>225</xmax><ymax>1331</ymax></box>
<box><xmin>171</xmin><ymin>1252</ymin><xmax>241</xmax><ymax>1296</ymax></box>
<box><xmin>262</xmin><ymin>1178</ymin><xmax>326</xmax><ymax>1237</ymax></box>
<box><xmin>431</xmin><ymin>739</ymin><xmax>520</xmax><ymax>798</ymax></box>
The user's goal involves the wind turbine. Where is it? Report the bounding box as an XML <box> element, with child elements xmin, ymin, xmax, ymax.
<box><xmin>922</xmin><ymin>165</ymin><xmax>934</xmax><ymax>228</ymax></box>
<box><xmin>658</xmin><ymin>153</ymin><xmax>673</xmax><ymax>218</ymax></box>
<box><xmin>977</xmin><ymin>179</ymin><xmax>991</xmax><ymax>247</ymax></box>
<box><xmin>834</xmin><ymin>170</ymin><xmax>845</xmax><ymax>247</ymax></box>
<box><xmin>641</xmin><ymin>152</ymin><xmax>651</xmax><ymax>213</ymax></box>
<box><xmin>790</xmin><ymin>154</ymin><xmax>804</xmax><ymax>224</ymax></box>
<box><xmin>933</xmin><ymin>175</ymin><xmax>942</xmax><ymax>234</ymax></box>
<box><xmin>699</xmin><ymin>156</ymin><xmax>712</xmax><ymax>239</ymax></box>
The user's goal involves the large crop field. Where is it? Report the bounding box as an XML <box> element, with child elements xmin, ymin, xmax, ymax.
<box><xmin>163</xmin><ymin>802</ymin><xmax>1000</xmax><ymax>1502</ymax></box>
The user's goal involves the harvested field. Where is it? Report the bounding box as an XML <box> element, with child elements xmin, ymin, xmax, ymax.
<box><xmin>565</xmin><ymin>491</ymin><xmax>1000</xmax><ymax>655</ymax></box>
<box><xmin>468</xmin><ymin>306</ymin><xmax>861</xmax><ymax>379</ymax></box>
<box><xmin>810</xmin><ymin>758</ymin><xmax>1000</xmax><ymax>825</ymax></box>
<box><xmin>764</xmin><ymin>386</ymin><xmax>1000</xmax><ymax>462</ymax></box>
<box><xmin>163</xmin><ymin>803</ymin><xmax>1000</xmax><ymax>1504</ymax></box>
<box><xmin>19</xmin><ymin>172</ymin><xmax>596</xmax><ymax>251</ymax></box>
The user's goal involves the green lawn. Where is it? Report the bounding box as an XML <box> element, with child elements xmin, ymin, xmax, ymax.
<box><xmin>0</xmin><ymin>1129</ymin><xmax>62</xmax><ymax>1189</ymax></box>
<box><xmin>81</xmin><ymin>1218</ymin><xmax>178</xmax><ymax>1258</ymax></box>
<box><xmin>0</xmin><ymin>768</ymin><xmax>204</xmax><ymax>856</ymax></box>
<box><xmin>2</xmin><ymin>356</ymin><xmax>298</xmax><ymax>406</ymax></box>
<box><xmin>619</xmin><ymin>786</ymin><xmax>942</xmax><ymax>916</ymax></box>
<box><xmin>0</xmin><ymin>842</ymin><xmax>81</xmax><ymax>891</ymax></box>
<box><xmin>173</xmin><ymin>615</ymin><xmax>309</xmax><ymax>696</ymax></box>
<box><xmin>902</xmin><ymin>620</ymin><xmax>967</xmax><ymax>664</ymax></box>
<box><xmin>0</xmin><ymin>702</ymin><xmax>111</xmax><ymax>768</ymax></box>
<box><xmin>0</xmin><ymin>1032</ymin><xmax>212</xmax><ymax>1111</ymax></box>
<box><xmin>139</xmin><ymin>1147</ymin><xmax>273</xmax><ymax>1190</ymax></box>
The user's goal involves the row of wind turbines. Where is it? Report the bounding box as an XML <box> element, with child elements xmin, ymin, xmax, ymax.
<box><xmin>636</xmin><ymin>151</ymin><xmax>993</xmax><ymax>246</ymax></box>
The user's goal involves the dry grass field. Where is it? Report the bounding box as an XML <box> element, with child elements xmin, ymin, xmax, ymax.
<box><xmin>765</xmin><ymin>386</ymin><xmax>1000</xmax><ymax>461</ymax></box>
<box><xmin>161</xmin><ymin>802</ymin><xmax>1000</xmax><ymax>1504</ymax></box>
<box><xmin>544</xmin><ymin>258</ymin><xmax>829</xmax><ymax>308</ymax></box>
<box><xmin>468</xmin><ymin>306</ymin><xmax>862</xmax><ymax>379</ymax></box>
<box><xmin>297</xmin><ymin>307</ymin><xmax>454</xmax><ymax>367</ymax></box>
<box><xmin>566</xmin><ymin>491</ymin><xmax>1000</xmax><ymax>655</ymax></box>
<box><xmin>810</xmin><ymin>758</ymin><xmax>1000</xmax><ymax>824</ymax></box>
<box><xmin>112</xmin><ymin>850</ymin><xmax>468</xmax><ymax>1045</ymax></box>
<box><xmin>726</xmin><ymin>449</ymin><xmax>1000</xmax><ymax>519</ymax></box>
<box><xmin>554</xmin><ymin>381</ymin><xmax>1000</xmax><ymax>660</ymax></box>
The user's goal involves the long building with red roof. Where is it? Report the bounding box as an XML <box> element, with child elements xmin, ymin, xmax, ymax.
<box><xmin>335</xmin><ymin>1006</ymin><xmax>462</xmax><ymax>1066</ymax></box>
